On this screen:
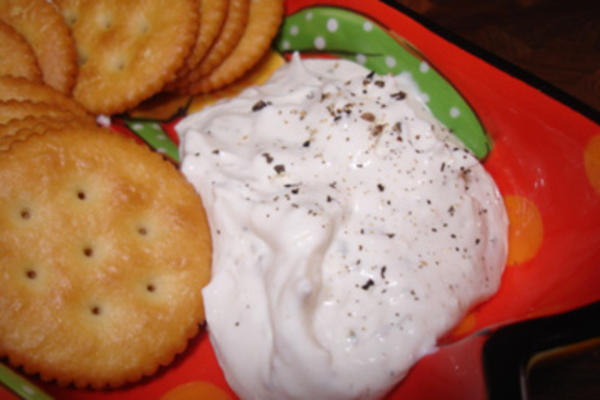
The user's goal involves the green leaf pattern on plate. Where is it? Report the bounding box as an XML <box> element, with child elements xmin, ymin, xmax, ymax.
<box><xmin>0</xmin><ymin>363</ymin><xmax>53</xmax><ymax>400</ymax></box>
<box><xmin>125</xmin><ymin>120</ymin><xmax>180</xmax><ymax>162</ymax></box>
<box><xmin>274</xmin><ymin>7</ymin><xmax>491</xmax><ymax>159</ymax></box>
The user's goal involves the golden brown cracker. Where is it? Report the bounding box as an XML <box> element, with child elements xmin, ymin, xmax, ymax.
<box><xmin>0</xmin><ymin>76</ymin><xmax>94</xmax><ymax>123</ymax></box>
<box><xmin>165</xmin><ymin>0</ymin><xmax>229</xmax><ymax>91</ymax></box>
<box><xmin>177</xmin><ymin>0</ymin><xmax>249</xmax><ymax>94</ymax></box>
<box><xmin>187</xmin><ymin>0</ymin><xmax>283</xmax><ymax>94</ymax></box>
<box><xmin>0</xmin><ymin>127</ymin><xmax>39</xmax><ymax>151</ymax></box>
<box><xmin>0</xmin><ymin>127</ymin><xmax>211</xmax><ymax>388</ymax></box>
<box><xmin>0</xmin><ymin>21</ymin><xmax>41</xmax><ymax>82</ymax></box>
<box><xmin>0</xmin><ymin>100</ymin><xmax>79</xmax><ymax>125</ymax></box>
<box><xmin>0</xmin><ymin>115</ymin><xmax>91</xmax><ymax>142</ymax></box>
<box><xmin>0</xmin><ymin>0</ymin><xmax>77</xmax><ymax>94</ymax></box>
<box><xmin>56</xmin><ymin>0</ymin><xmax>199</xmax><ymax>115</ymax></box>
<box><xmin>128</xmin><ymin>92</ymin><xmax>192</xmax><ymax>121</ymax></box>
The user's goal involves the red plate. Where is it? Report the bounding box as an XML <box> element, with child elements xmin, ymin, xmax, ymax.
<box><xmin>5</xmin><ymin>1</ymin><xmax>599</xmax><ymax>399</ymax></box>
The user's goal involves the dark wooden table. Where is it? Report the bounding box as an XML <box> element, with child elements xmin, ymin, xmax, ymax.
<box><xmin>391</xmin><ymin>0</ymin><xmax>600</xmax><ymax>115</ymax></box>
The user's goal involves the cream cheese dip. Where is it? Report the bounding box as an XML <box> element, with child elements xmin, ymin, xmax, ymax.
<box><xmin>177</xmin><ymin>54</ymin><xmax>508</xmax><ymax>400</ymax></box>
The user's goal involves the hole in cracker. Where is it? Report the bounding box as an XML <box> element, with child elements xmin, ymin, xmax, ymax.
<box><xmin>83</xmin><ymin>246</ymin><xmax>93</xmax><ymax>257</ymax></box>
<box><xmin>90</xmin><ymin>305</ymin><xmax>102</xmax><ymax>315</ymax></box>
<box><xmin>20</xmin><ymin>208</ymin><xmax>31</xmax><ymax>220</ymax></box>
<box><xmin>77</xmin><ymin>53</ymin><xmax>88</xmax><ymax>66</ymax></box>
<box><xmin>65</xmin><ymin>14</ymin><xmax>77</xmax><ymax>26</ymax></box>
<box><xmin>77</xmin><ymin>190</ymin><xmax>86</xmax><ymax>200</ymax></box>
<box><xmin>146</xmin><ymin>283</ymin><xmax>156</xmax><ymax>293</ymax></box>
<box><xmin>25</xmin><ymin>269</ymin><xmax>37</xmax><ymax>279</ymax></box>
<box><xmin>140</xmin><ymin>22</ymin><xmax>150</xmax><ymax>34</ymax></box>
<box><xmin>137</xmin><ymin>226</ymin><xmax>148</xmax><ymax>236</ymax></box>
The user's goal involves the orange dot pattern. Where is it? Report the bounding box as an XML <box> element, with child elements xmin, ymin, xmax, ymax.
<box><xmin>504</xmin><ymin>195</ymin><xmax>544</xmax><ymax>266</ymax></box>
<box><xmin>451</xmin><ymin>312</ymin><xmax>476</xmax><ymax>337</ymax></box>
<box><xmin>584</xmin><ymin>134</ymin><xmax>600</xmax><ymax>194</ymax></box>
<box><xmin>161</xmin><ymin>381</ymin><xmax>232</xmax><ymax>400</ymax></box>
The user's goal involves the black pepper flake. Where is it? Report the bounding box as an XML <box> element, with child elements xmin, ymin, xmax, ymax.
<box><xmin>291</xmin><ymin>188</ymin><xmax>299</xmax><ymax>195</ymax></box>
<box><xmin>252</xmin><ymin>100</ymin><xmax>271</xmax><ymax>112</ymax></box>
<box><xmin>262</xmin><ymin>152</ymin><xmax>274</xmax><ymax>163</ymax></box>
<box><xmin>274</xmin><ymin>164</ymin><xmax>285</xmax><ymax>174</ymax></box>
<box><xmin>212</xmin><ymin>149</ymin><xmax>220</xmax><ymax>155</ymax></box>
<box><xmin>360</xmin><ymin>112</ymin><xmax>375</xmax><ymax>122</ymax></box>
<box><xmin>448</xmin><ymin>205</ymin><xmax>455</xmax><ymax>216</ymax></box>
<box><xmin>374</xmin><ymin>80</ymin><xmax>385</xmax><ymax>88</ymax></box>
<box><xmin>377</xmin><ymin>183</ymin><xmax>385</xmax><ymax>192</ymax></box>
<box><xmin>475</xmin><ymin>238</ymin><xmax>481</xmax><ymax>245</ymax></box>
<box><xmin>303</xmin><ymin>140</ymin><xmax>310</xmax><ymax>147</ymax></box>
<box><xmin>440</xmin><ymin>162</ymin><xmax>446</xmax><ymax>172</ymax></box>
<box><xmin>380</xmin><ymin>266</ymin><xmax>387</xmax><ymax>279</ymax></box>
<box><xmin>451</xmin><ymin>233</ymin><xmax>457</xmax><ymax>239</ymax></box>
<box><xmin>366</xmin><ymin>70</ymin><xmax>375</xmax><ymax>80</ymax></box>
<box><xmin>361</xmin><ymin>279</ymin><xmax>375</xmax><ymax>291</ymax></box>
<box><xmin>326</xmin><ymin>195</ymin><xmax>333</xmax><ymax>202</ymax></box>
<box><xmin>329</xmin><ymin>181</ymin><xmax>337</xmax><ymax>189</ymax></box>
<box><xmin>372</xmin><ymin>124</ymin><xmax>384</xmax><ymax>136</ymax></box>
<box><xmin>386</xmin><ymin>233</ymin><xmax>395</xmax><ymax>239</ymax></box>
<box><xmin>393</xmin><ymin>122</ymin><xmax>402</xmax><ymax>132</ymax></box>
<box><xmin>390</xmin><ymin>91</ymin><xmax>406</xmax><ymax>100</ymax></box>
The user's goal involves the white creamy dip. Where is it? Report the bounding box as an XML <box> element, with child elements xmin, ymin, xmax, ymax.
<box><xmin>177</xmin><ymin>54</ymin><xmax>508</xmax><ymax>400</ymax></box>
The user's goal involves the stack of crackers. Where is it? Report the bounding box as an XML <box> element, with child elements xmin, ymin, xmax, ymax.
<box><xmin>0</xmin><ymin>0</ymin><xmax>283</xmax><ymax>116</ymax></box>
<box><xmin>0</xmin><ymin>0</ymin><xmax>283</xmax><ymax>390</ymax></box>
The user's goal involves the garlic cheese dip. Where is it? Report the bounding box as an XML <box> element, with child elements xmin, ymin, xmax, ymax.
<box><xmin>177</xmin><ymin>54</ymin><xmax>508</xmax><ymax>400</ymax></box>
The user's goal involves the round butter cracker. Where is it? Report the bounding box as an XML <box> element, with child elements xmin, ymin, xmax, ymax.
<box><xmin>176</xmin><ymin>0</ymin><xmax>249</xmax><ymax>94</ymax></box>
<box><xmin>0</xmin><ymin>76</ymin><xmax>94</xmax><ymax>124</ymax></box>
<box><xmin>0</xmin><ymin>21</ymin><xmax>41</xmax><ymax>82</ymax></box>
<box><xmin>0</xmin><ymin>127</ymin><xmax>212</xmax><ymax>388</ymax></box>
<box><xmin>0</xmin><ymin>100</ymin><xmax>79</xmax><ymax>125</ymax></box>
<box><xmin>187</xmin><ymin>0</ymin><xmax>283</xmax><ymax>94</ymax></box>
<box><xmin>165</xmin><ymin>0</ymin><xmax>229</xmax><ymax>92</ymax></box>
<box><xmin>55</xmin><ymin>0</ymin><xmax>199</xmax><ymax>114</ymax></box>
<box><xmin>0</xmin><ymin>0</ymin><xmax>77</xmax><ymax>94</ymax></box>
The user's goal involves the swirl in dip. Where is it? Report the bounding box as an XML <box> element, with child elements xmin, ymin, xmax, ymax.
<box><xmin>177</xmin><ymin>54</ymin><xmax>508</xmax><ymax>400</ymax></box>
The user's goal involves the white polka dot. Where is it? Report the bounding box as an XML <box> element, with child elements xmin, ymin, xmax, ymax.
<box><xmin>450</xmin><ymin>107</ymin><xmax>461</xmax><ymax>118</ymax></box>
<box><xmin>356</xmin><ymin>54</ymin><xmax>367</xmax><ymax>65</ymax></box>
<box><xmin>314</xmin><ymin>36</ymin><xmax>326</xmax><ymax>50</ymax></box>
<box><xmin>96</xmin><ymin>114</ymin><xmax>111</xmax><ymax>127</ymax></box>
<box><xmin>326</xmin><ymin>18</ymin><xmax>338</xmax><ymax>32</ymax></box>
<box><xmin>282</xmin><ymin>40</ymin><xmax>290</xmax><ymax>50</ymax></box>
<box><xmin>290</xmin><ymin>25</ymin><xmax>299</xmax><ymax>36</ymax></box>
<box><xmin>385</xmin><ymin>56</ymin><xmax>397</xmax><ymax>68</ymax></box>
<box><xmin>363</xmin><ymin>21</ymin><xmax>373</xmax><ymax>31</ymax></box>
<box><xmin>305</xmin><ymin>11</ymin><xmax>313</xmax><ymax>21</ymax></box>
<box><xmin>156</xmin><ymin>148</ymin><xmax>167</xmax><ymax>154</ymax></box>
<box><xmin>419</xmin><ymin>61</ymin><xmax>430</xmax><ymax>73</ymax></box>
<box><xmin>151</xmin><ymin>123</ymin><xmax>161</xmax><ymax>130</ymax></box>
<box><xmin>132</xmin><ymin>123</ymin><xmax>143</xmax><ymax>131</ymax></box>
<box><xmin>156</xmin><ymin>133</ymin><xmax>167</xmax><ymax>140</ymax></box>
<box><xmin>21</xmin><ymin>385</ymin><xmax>34</xmax><ymax>395</ymax></box>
